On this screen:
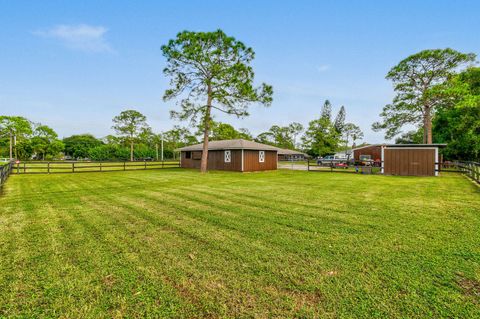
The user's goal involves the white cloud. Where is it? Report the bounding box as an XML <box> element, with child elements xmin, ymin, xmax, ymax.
<box><xmin>34</xmin><ymin>24</ymin><xmax>114</xmax><ymax>53</ymax></box>
<box><xmin>316</xmin><ymin>64</ymin><xmax>330</xmax><ymax>72</ymax></box>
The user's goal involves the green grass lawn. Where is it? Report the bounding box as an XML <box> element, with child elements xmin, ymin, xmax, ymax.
<box><xmin>12</xmin><ymin>161</ymin><xmax>179</xmax><ymax>173</ymax></box>
<box><xmin>0</xmin><ymin>170</ymin><xmax>479</xmax><ymax>318</ymax></box>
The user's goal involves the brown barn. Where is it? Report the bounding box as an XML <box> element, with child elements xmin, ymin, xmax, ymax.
<box><xmin>352</xmin><ymin>144</ymin><xmax>382</xmax><ymax>163</ymax></box>
<box><xmin>177</xmin><ymin>139</ymin><xmax>278</xmax><ymax>172</ymax></box>
<box><xmin>353</xmin><ymin>144</ymin><xmax>445</xmax><ymax>176</ymax></box>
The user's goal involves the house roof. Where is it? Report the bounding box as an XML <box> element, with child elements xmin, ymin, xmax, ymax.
<box><xmin>176</xmin><ymin>139</ymin><xmax>280</xmax><ymax>152</ymax></box>
<box><xmin>276</xmin><ymin>148</ymin><xmax>309</xmax><ymax>156</ymax></box>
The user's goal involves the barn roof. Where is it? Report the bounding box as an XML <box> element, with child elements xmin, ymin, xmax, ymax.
<box><xmin>384</xmin><ymin>144</ymin><xmax>447</xmax><ymax>148</ymax></box>
<box><xmin>176</xmin><ymin>139</ymin><xmax>280</xmax><ymax>151</ymax></box>
<box><xmin>353</xmin><ymin>143</ymin><xmax>446</xmax><ymax>151</ymax></box>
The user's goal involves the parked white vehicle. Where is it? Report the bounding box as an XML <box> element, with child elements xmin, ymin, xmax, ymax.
<box><xmin>317</xmin><ymin>155</ymin><xmax>348</xmax><ymax>165</ymax></box>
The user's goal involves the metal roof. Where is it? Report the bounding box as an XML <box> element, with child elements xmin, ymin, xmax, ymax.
<box><xmin>384</xmin><ymin>144</ymin><xmax>447</xmax><ymax>148</ymax></box>
<box><xmin>353</xmin><ymin>143</ymin><xmax>447</xmax><ymax>151</ymax></box>
<box><xmin>176</xmin><ymin>139</ymin><xmax>280</xmax><ymax>152</ymax></box>
<box><xmin>276</xmin><ymin>148</ymin><xmax>309</xmax><ymax>156</ymax></box>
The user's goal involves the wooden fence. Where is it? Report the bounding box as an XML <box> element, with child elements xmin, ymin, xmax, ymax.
<box><xmin>0</xmin><ymin>161</ymin><xmax>14</xmax><ymax>188</ymax></box>
<box><xmin>306</xmin><ymin>160</ymin><xmax>382</xmax><ymax>174</ymax></box>
<box><xmin>12</xmin><ymin>160</ymin><xmax>180</xmax><ymax>174</ymax></box>
<box><xmin>440</xmin><ymin>161</ymin><xmax>480</xmax><ymax>184</ymax></box>
<box><xmin>306</xmin><ymin>159</ymin><xmax>480</xmax><ymax>182</ymax></box>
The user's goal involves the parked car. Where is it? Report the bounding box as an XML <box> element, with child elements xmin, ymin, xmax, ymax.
<box><xmin>317</xmin><ymin>155</ymin><xmax>349</xmax><ymax>167</ymax></box>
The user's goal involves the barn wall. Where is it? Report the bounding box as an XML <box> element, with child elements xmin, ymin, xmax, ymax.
<box><xmin>180</xmin><ymin>150</ymin><xmax>242</xmax><ymax>171</ymax></box>
<box><xmin>353</xmin><ymin>145</ymin><xmax>382</xmax><ymax>161</ymax></box>
<box><xmin>383</xmin><ymin>148</ymin><xmax>436</xmax><ymax>176</ymax></box>
<box><xmin>243</xmin><ymin>150</ymin><xmax>277</xmax><ymax>172</ymax></box>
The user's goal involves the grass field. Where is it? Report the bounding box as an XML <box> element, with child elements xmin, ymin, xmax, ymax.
<box><xmin>12</xmin><ymin>161</ymin><xmax>179</xmax><ymax>174</ymax></box>
<box><xmin>0</xmin><ymin>169</ymin><xmax>479</xmax><ymax>318</ymax></box>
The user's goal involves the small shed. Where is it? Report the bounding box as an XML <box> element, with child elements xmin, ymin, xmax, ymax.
<box><xmin>177</xmin><ymin>139</ymin><xmax>278</xmax><ymax>172</ymax></box>
<box><xmin>381</xmin><ymin>144</ymin><xmax>445</xmax><ymax>176</ymax></box>
<box><xmin>353</xmin><ymin>144</ymin><xmax>445</xmax><ymax>176</ymax></box>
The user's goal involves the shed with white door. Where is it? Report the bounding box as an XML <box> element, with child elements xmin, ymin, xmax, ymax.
<box><xmin>177</xmin><ymin>139</ymin><xmax>278</xmax><ymax>172</ymax></box>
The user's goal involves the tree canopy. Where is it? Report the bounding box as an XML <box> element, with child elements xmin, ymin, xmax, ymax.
<box><xmin>112</xmin><ymin>110</ymin><xmax>150</xmax><ymax>161</ymax></box>
<box><xmin>431</xmin><ymin>67</ymin><xmax>480</xmax><ymax>160</ymax></box>
<box><xmin>373</xmin><ymin>48</ymin><xmax>476</xmax><ymax>143</ymax></box>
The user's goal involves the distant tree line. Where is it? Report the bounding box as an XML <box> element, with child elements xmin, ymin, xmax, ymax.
<box><xmin>0</xmin><ymin>102</ymin><xmax>364</xmax><ymax>161</ymax></box>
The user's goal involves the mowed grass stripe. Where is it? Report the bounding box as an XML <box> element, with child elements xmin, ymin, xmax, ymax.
<box><xmin>0</xmin><ymin>170</ymin><xmax>479</xmax><ymax>318</ymax></box>
<box><xmin>91</xmin><ymin>186</ymin><xmax>332</xmax><ymax>316</ymax></box>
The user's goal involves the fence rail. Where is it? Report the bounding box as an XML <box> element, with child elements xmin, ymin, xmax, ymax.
<box><xmin>440</xmin><ymin>161</ymin><xmax>480</xmax><ymax>184</ymax></box>
<box><xmin>13</xmin><ymin>160</ymin><xmax>180</xmax><ymax>174</ymax></box>
<box><xmin>306</xmin><ymin>160</ymin><xmax>381</xmax><ymax>174</ymax></box>
<box><xmin>305</xmin><ymin>159</ymin><xmax>480</xmax><ymax>182</ymax></box>
<box><xmin>0</xmin><ymin>161</ymin><xmax>14</xmax><ymax>188</ymax></box>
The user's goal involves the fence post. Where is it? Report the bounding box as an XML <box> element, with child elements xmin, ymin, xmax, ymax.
<box><xmin>124</xmin><ymin>162</ymin><xmax>126</xmax><ymax>171</ymax></box>
<box><xmin>100</xmin><ymin>162</ymin><xmax>102</xmax><ymax>172</ymax></box>
<box><xmin>23</xmin><ymin>162</ymin><xmax>26</xmax><ymax>173</ymax></box>
<box><xmin>162</xmin><ymin>160</ymin><xmax>164</xmax><ymax>169</ymax></box>
<box><xmin>144</xmin><ymin>160</ymin><xmax>147</xmax><ymax>170</ymax></box>
<box><xmin>17</xmin><ymin>162</ymin><xmax>19</xmax><ymax>174</ymax></box>
<box><xmin>72</xmin><ymin>162</ymin><xmax>75</xmax><ymax>173</ymax></box>
<box><xmin>307</xmin><ymin>159</ymin><xmax>310</xmax><ymax>171</ymax></box>
<box><xmin>48</xmin><ymin>162</ymin><xmax>50</xmax><ymax>174</ymax></box>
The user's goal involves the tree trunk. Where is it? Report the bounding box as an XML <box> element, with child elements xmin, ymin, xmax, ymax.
<box><xmin>423</xmin><ymin>107</ymin><xmax>433</xmax><ymax>144</ymax></box>
<box><xmin>200</xmin><ymin>86</ymin><xmax>213</xmax><ymax>173</ymax></box>
<box><xmin>130</xmin><ymin>140</ymin><xmax>134</xmax><ymax>162</ymax></box>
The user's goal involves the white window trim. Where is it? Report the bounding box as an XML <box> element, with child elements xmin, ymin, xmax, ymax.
<box><xmin>259</xmin><ymin>150</ymin><xmax>265</xmax><ymax>163</ymax></box>
<box><xmin>224</xmin><ymin>150</ymin><xmax>231</xmax><ymax>163</ymax></box>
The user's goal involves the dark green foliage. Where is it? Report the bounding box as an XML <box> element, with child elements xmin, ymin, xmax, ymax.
<box><xmin>30</xmin><ymin>124</ymin><xmax>64</xmax><ymax>160</ymax></box>
<box><xmin>395</xmin><ymin>130</ymin><xmax>424</xmax><ymax>144</ymax></box>
<box><xmin>431</xmin><ymin>67</ymin><xmax>480</xmax><ymax>160</ymax></box>
<box><xmin>333</xmin><ymin>105</ymin><xmax>346</xmax><ymax>133</ymax></box>
<box><xmin>63</xmin><ymin>134</ymin><xmax>103</xmax><ymax>159</ymax></box>
<box><xmin>112</xmin><ymin>110</ymin><xmax>150</xmax><ymax>161</ymax></box>
<box><xmin>255</xmin><ymin>123</ymin><xmax>304</xmax><ymax>150</ymax></box>
<box><xmin>302</xmin><ymin>100</ymin><xmax>342</xmax><ymax>156</ymax></box>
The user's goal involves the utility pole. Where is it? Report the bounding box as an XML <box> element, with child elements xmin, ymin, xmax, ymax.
<box><xmin>161</xmin><ymin>134</ymin><xmax>164</xmax><ymax>161</ymax></box>
<box><xmin>14</xmin><ymin>135</ymin><xmax>17</xmax><ymax>160</ymax></box>
<box><xmin>9</xmin><ymin>132</ymin><xmax>13</xmax><ymax>161</ymax></box>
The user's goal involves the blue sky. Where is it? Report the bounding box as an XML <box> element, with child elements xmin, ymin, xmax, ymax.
<box><xmin>1</xmin><ymin>0</ymin><xmax>479</xmax><ymax>143</ymax></box>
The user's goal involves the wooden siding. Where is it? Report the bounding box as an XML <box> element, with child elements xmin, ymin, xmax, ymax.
<box><xmin>353</xmin><ymin>145</ymin><xmax>382</xmax><ymax>161</ymax></box>
<box><xmin>383</xmin><ymin>148</ymin><xmax>435</xmax><ymax>176</ymax></box>
<box><xmin>243</xmin><ymin>150</ymin><xmax>277</xmax><ymax>172</ymax></box>
<box><xmin>181</xmin><ymin>150</ymin><xmax>242</xmax><ymax>171</ymax></box>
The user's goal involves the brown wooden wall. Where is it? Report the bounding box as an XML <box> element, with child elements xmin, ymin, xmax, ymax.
<box><xmin>243</xmin><ymin>150</ymin><xmax>277</xmax><ymax>172</ymax></box>
<box><xmin>180</xmin><ymin>150</ymin><xmax>242</xmax><ymax>171</ymax></box>
<box><xmin>353</xmin><ymin>145</ymin><xmax>382</xmax><ymax>161</ymax></box>
<box><xmin>383</xmin><ymin>148</ymin><xmax>435</xmax><ymax>176</ymax></box>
